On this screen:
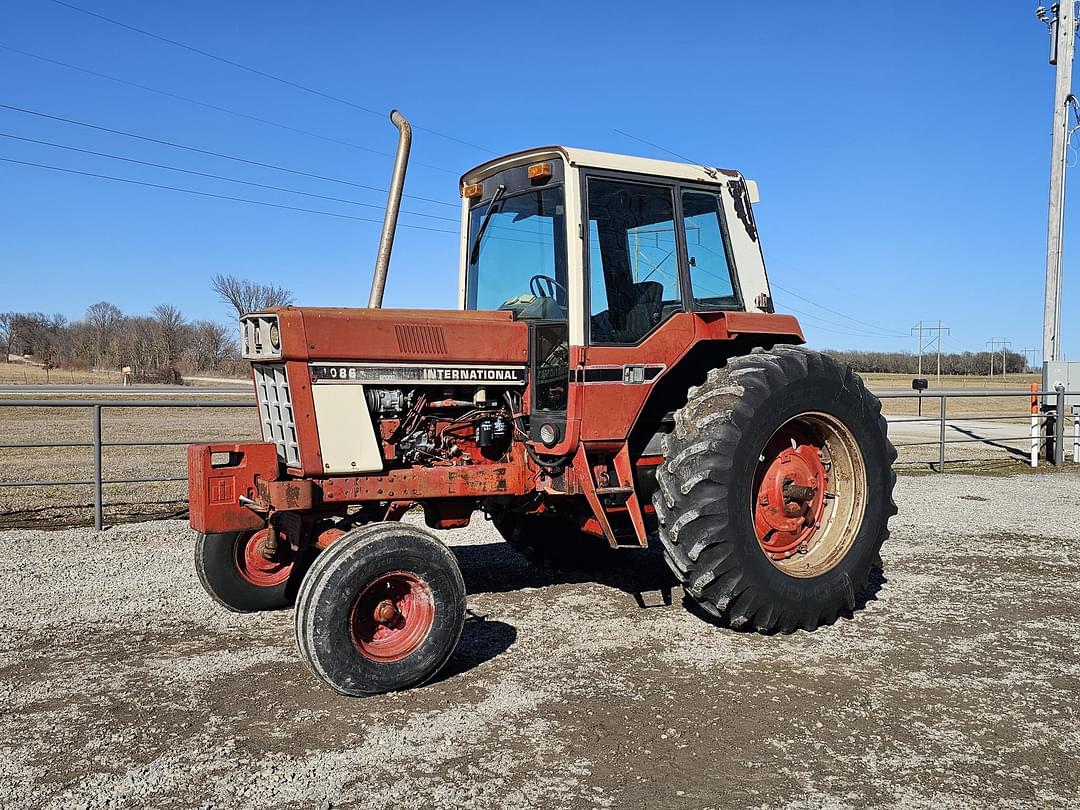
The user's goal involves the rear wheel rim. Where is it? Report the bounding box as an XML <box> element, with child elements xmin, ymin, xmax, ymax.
<box><xmin>752</xmin><ymin>412</ymin><xmax>867</xmax><ymax>578</ymax></box>
<box><xmin>234</xmin><ymin>529</ymin><xmax>292</xmax><ymax>588</ymax></box>
<box><xmin>349</xmin><ymin>572</ymin><xmax>435</xmax><ymax>663</ymax></box>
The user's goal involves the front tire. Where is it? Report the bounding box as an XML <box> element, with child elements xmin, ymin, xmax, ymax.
<box><xmin>294</xmin><ymin>522</ymin><xmax>466</xmax><ymax>696</ymax></box>
<box><xmin>654</xmin><ymin>346</ymin><xmax>896</xmax><ymax>634</ymax></box>
<box><xmin>194</xmin><ymin>529</ymin><xmax>294</xmax><ymax>613</ymax></box>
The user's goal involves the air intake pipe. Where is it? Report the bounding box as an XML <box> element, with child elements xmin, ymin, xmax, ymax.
<box><xmin>369</xmin><ymin>109</ymin><xmax>412</xmax><ymax>308</ymax></box>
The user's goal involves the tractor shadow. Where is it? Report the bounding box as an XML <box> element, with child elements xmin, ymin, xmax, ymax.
<box><xmin>451</xmin><ymin>539</ymin><xmax>678</xmax><ymax>607</ymax></box>
<box><xmin>430</xmin><ymin>613</ymin><xmax>518</xmax><ymax>684</ymax></box>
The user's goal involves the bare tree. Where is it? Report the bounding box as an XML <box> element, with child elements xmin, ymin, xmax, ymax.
<box><xmin>151</xmin><ymin>304</ymin><xmax>189</xmax><ymax>368</ymax></box>
<box><xmin>211</xmin><ymin>274</ymin><xmax>293</xmax><ymax>317</ymax></box>
<box><xmin>84</xmin><ymin>301</ymin><xmax>123</xmax><ymax>368</ymax></box>
<box><xmin>0</xmin><ymin>312</ymin><xmax>16</xmax><ymax>359</ymax></box>
<box><xmin>189</xmin><ymin>320</ymin><xmax>236</xmax><ymax>371</ymax></box>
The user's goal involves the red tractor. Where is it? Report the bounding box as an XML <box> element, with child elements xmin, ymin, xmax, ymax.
<box><xmin>188</xmin><ymin>113</ymin><xmax>895</xmax><ymax>696</ymax></box>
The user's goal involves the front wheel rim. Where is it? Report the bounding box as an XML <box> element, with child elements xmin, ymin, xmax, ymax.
<box><xmin>234</xmin><ymin>529</ymin><xmax>292</xmax><ymax>588</ymax></box>
<box><xmin>752</xmin><ymin>412</ymin><xmax>868</xmax><ymax>578</ymax></box>
<box><xmin>349</xmin><ymin>572</ymin><xmax>436</xmax><ymax>663</ymax></box>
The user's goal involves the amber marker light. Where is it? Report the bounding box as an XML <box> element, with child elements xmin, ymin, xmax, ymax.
<box><xmin>527</xmin><ymin>162</ymin><xmax>552</xmax><ymax>181</ymax></box>
<box><xmin>462</xmin><ymin>183</ymin><xmax>484</xmax><ymax>199</ymax></box>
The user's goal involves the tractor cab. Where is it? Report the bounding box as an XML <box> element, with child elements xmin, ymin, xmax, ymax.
<box><xmin>458</xmin><ymin>147</ymin><xmax>790</xmax><ymax>455</ymax></box>
<box><xmin>459</xmin><ymin>146</ymin><xmax>773</xmax><ymax>340</ymax></box>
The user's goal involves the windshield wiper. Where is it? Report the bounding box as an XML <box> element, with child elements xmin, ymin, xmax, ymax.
<box><xmin>468</xmin><ymin>184</ymin><xmax>506</xmax><ymax>265</ymax></box>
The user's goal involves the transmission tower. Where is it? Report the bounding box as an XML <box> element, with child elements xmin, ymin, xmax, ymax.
<box><xmin>911</xmin><ymin>320</ymin><xmax>950</xmax><ymax>378</ymax></box>
<box><xmin>986</xmin><ymin>338</ymin><xmax>1012</xmax><ymax>378</ymax></box>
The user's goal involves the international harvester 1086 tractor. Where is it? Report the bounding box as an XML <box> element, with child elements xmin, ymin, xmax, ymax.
<box><xmin>188</xmin><ymin>112</ymin><xmax>896</xmax><ymax>696</ymax></box>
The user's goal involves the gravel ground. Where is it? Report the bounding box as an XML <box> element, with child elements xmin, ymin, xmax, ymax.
<box><xmin>1</xmin><ymin>469</ymin><xmax>1079</xmax><ymax>809</ymax></box>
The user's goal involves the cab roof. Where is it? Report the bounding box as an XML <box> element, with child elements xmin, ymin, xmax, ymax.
<box><xmin>460</xmin><ymin>146</ymin><xmax>741</xmax><ymax>187</ymax></box>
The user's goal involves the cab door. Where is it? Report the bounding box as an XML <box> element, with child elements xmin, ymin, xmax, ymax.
<box><xmin>579</xmin><ymin>173</ymin><xmax>695</xmax><ymax>442</ymax></box>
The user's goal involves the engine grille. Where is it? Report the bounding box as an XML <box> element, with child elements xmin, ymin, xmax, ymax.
<box><xmin>395</xmin><ymin>323</ymin><xmax>447</xmax><ymax>355</ymax></box>
<box><xmin>253</xmin><ymin>364</ymin><xmax>300</xmax><ymax>467</ymax></box>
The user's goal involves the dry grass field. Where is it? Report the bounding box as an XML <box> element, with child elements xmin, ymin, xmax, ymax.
<box><xmin>0</xmin><ymin>396</ymin><xmax>260</xmax><ymax>529</ymax></box>
<box><xmin>0</xmin><ymin>360</ymin><xmax>126</xmax><ymax>385</ymax></box>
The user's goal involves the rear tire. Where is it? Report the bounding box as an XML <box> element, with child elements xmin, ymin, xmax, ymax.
<box><xmin>294</xmin><ymin>522</ymin><xmax>466</xmax><ymax>696</ymax></box>
<box><xmin>194</xmin><ymin>530</ymin><xmax>293</xmax><ymax>613</ymax></box>
<box><xmin>653</xmin><ymin>346</ymin><xmax>896</xmax><ymax>634</ymax></box>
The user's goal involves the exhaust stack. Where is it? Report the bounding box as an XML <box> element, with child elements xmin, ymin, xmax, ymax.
<box><xmin>369</xmin><ymin>109</ymin><xmax>412</xmax><ymax>308</ymax></box>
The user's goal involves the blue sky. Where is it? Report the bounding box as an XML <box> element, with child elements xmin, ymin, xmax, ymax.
<box><xmin>0</xmin><ymin>0</ymin><xmax>1073</xmax><ymax>358</ymax></box>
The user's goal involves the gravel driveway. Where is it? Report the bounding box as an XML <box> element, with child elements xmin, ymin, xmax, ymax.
<box><xmin>1</xmin><ymin>470</ymin><xmax>1078</xmax><ymax>809</ymax></box>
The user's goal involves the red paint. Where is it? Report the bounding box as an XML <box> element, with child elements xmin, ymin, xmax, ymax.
<box><xmin>188</xmin><ymin>443</ymin><xmax>278</xmax><ymax>534</ymax></box>
<box><xmin>187</xmin><ymin>303</ymin><xmax>808</xmax><ymax>549</ymax></box>
<box><xmin>753</xmin><ymin>426</ymin><xmax>828</xmax><ymax>560</ymax></box>
<box><xmin>349</xmin><ymin>571</ymin><xmax>436</xmax><ymax>662</ymax></box>
<box><xmin>234</xmin><ymin>528</ymin><xmax>293</xmax><ymax>587</ymax></box>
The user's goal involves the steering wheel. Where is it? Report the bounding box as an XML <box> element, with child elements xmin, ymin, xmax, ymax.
<box><xmin>530</xmin><ymin>274</ymin><xmax>568</xmax><ymax>300</ymax></box>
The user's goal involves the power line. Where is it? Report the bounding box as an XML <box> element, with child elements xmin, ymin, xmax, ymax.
<box><xmin>0</xmin><ymin>131</ymin><xmax>458</xmax><ymax>223</ymax></box>
<box><xmin>985</xmin><ymin>338</ymin><xmax>1012</xmax><ymax>378</ymax></box>
<box><xmin>770</xmin><ymin>281</ymin><xmax>908</xmax><ymax>338</ymax></box>
<box><xmin>46</xmin><ymin>0</ymin><xmax>493</xmax><ymax>154</ymax></box>
<box><xmin>782</xmin><ymin>304</ymin><xmax>907</xmax><ymax>340</ymax></box>
<box><xmin>0</xmin><ymin>156</ymin><xmax>460</xmax><ymax>234</ymax></box>
<box><xmin>0</xmin><ymin>43</ymin><xmax>459</xmax><ymax>175</ymax></box>
<box><xmin>613</xmin><ymin>129</ymin><xmax>700</xmax><ymax>164</ymax></box>
<box><xmin>0</xmin><ymin>103</ymin><xmax>458</xmax><ymax>208</ymax></box>
<box><xmin>910</xmin><ymin>320</ymin><xmax>950</xmax><ymax>378</ymax></box>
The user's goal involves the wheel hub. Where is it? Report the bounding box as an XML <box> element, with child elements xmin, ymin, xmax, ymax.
<box><xmin>754</xmin><ymin>439</ymin><xmax>828</xmax><ymax>560</ymax></box>
<box><xmin>234</xmin><ymin>528</ymin><xmax>292</xmax><ymax>587</ymax></box>
<box><xmin>349</xmin><ymin>572</ymin><xmax>435</xmax><ymax>663</ymax></box>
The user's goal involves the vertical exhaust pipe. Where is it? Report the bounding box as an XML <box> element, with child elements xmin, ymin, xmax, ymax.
<box><xmin>369</xmin><ymin>109</ymin><xmax>412</xmax><ymax>308</ymax></box>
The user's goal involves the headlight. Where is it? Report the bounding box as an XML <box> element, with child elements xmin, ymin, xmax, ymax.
<box><xmin>269</xmin><ymin>323</ymin><xmax>281</xmax><ymax>350</ymax></box>
<box><xmin>539</xmin><ymin>423</ymin><xmax>559</xmax><ymax>447</ymax></box>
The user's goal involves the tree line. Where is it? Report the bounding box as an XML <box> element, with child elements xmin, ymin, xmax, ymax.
<box><xmin>0</xmin><ymin>275</ymin><xmax>292</xmax><ymax>382</ymax></box>
<box><xmin>821</xmin><ymin>348</ymin><xmax>1031</xmax><ymax>376</ymax></box>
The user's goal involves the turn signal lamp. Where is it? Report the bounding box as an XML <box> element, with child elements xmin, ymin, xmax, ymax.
<box><xmin>527</xmin><ymin>162</ymin><xmax>552</xmax><ymax>181</ymax></box>
<box><xmin>462</xmin><ymin>182</ymin><xmax>483</xmax><ymax>199</ymax></box>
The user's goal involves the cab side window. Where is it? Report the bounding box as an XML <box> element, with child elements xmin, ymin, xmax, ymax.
<box><xmin>682</xmin><ymin>190</ymin><xmax>738</xmax><ymax>307</ymax></box>
<box><xmin>587</xmin><ymin>178</ymin><xmax>681</xmax><ymax>344</ymax></box>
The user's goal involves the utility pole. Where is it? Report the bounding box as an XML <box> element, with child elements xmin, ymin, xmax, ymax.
<box><xmin>912</xmin><ymin>321</ymin><xmax>950</xmax><ymax>378</ymax></box>
<box><xmin>1038</xmin><ymin>2</ymin><xmax>1076</xmax><ymax>365</ymax></box>
<box><xmin>1021</xmin><ymin>346</ymin><xmax>1041</xmax><ymax>371</ymax></box>
<box><xmin>986</xmin><ymin>338</ymin><xmax>1012</xmax><ymax>378</ymax></box>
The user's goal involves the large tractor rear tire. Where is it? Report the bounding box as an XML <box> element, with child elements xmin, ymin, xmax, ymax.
<box><xmin>195</xmin><ymin>529</ymin><xmax>294</xmax><ymax>613</ymax></box>
<box><xmin>653</xmin><ymin>346</ymin><xmax>896</xmax><ymax>634</ymax></box>
<box><xmin>294</xmin><ymin>522</ymin><xmax>466</xmax><ymax>696</ymax></box>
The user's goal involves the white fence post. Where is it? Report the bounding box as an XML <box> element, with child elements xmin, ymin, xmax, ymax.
<box><xmin>1073</xmin><ymin>404</ymin><xmax>1078</xmax><ymax>463</ymax></box>
<box><xmin>1030</xmin><ymin>384</ymin><xmax>1039</xmax><ymax>468</ymax></box>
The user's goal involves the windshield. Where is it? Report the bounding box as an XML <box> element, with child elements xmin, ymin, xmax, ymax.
<box><xmin>465</xmin><ymin>186</ymin><xmax>567</xmax><ymax>320</ymax></box>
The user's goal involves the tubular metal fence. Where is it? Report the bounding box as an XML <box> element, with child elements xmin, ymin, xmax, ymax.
<box><xmin>0</xmin><ymin>398</ymin><xmax>253</xmax><ymax>530</ymax></box>
<box><xmin>877</xmin><ymin>388</ymin><xmax>1079</xmax><ymax>472</ymax></box>
<box><xmin>0</xmin><ymin>389</ymin><xmax>1077</xmax><ymax>531</ymax></box>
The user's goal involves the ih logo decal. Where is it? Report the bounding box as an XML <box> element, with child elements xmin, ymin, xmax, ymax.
<box><xmin>209</xmin><ymin>476</ymin><xmax>235</xmax><ymax>505</ymax></box>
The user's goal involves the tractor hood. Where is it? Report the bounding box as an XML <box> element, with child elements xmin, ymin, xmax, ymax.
<box><xmin>262</xmin><ymin>307</ymin><xmax>529</xmax><ymax>365</ymax></box>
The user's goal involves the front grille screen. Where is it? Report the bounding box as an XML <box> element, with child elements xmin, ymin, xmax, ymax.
<box><xmin>253</xmin><ymin>364</ymin><xmax>300</xmax><ymax>467</ymax></box>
